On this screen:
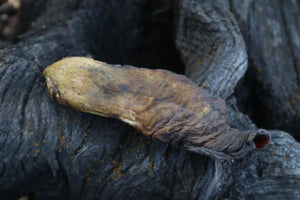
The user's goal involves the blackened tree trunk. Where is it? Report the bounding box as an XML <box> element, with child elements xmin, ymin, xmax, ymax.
<box><xmin>0</xmin><ymin>0</ymin><xmax>299</xmax><ymax>199</ymax></box>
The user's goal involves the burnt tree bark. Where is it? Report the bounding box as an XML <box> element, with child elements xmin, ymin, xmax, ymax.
<box><xmin>0</xmin><ymin>0</ymin><xmax>299</xmax><ymax>199</ymax></box>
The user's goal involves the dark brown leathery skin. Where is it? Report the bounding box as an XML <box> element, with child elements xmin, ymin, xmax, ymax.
<box><xmin>43</xmin><ymin>57</ymin><xmax>270</xmax><ymax>159</ymax></box>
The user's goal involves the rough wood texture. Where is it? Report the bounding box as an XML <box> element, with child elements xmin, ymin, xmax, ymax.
<box><xmin>175</xmin><ymin>0</ymin><xmax>247</xmax><ymax>99</ymax></box>
<box><xmin>0</xmin><ymin>0</ymin><xmax>299</xmax><ymax>199</ymax></box>
<box><xmin>230</xmin><ymin>0</ymin><xmax>300</xmax><ymax>139</ymax></box>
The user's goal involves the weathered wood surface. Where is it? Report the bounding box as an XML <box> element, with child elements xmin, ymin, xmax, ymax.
<box><xmin>231</xmin><ymin>0</ymin><xmax>300</xmax><ymax>139</ymax></box>
<box><xmin>0</xmin><ymin>0</ymin><xmax>299</xmax><ymax>199</ymax></box>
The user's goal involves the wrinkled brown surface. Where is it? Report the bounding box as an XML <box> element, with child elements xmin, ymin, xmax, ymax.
<box><xmin>43</xmin><ymin>57</ymin><xmax>269</xmax><ymax>159</ymax></box>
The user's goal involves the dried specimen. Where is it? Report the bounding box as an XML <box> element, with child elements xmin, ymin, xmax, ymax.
<box><xmin>43</xmin><ymin>57</ymin><xmax>270</xmax><ymax>159</ymax></box>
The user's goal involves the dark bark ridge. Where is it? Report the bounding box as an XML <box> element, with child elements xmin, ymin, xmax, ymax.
<box><xmin>175</xmin><ymin>0</ymin><xmax>248</xmax><ymax>99</ymax></box>
<box><xmin>230</xmin><ymin>0</ymin><xmax>300</xmax><ymax>139</ymax></box>
<box><xmin>0</xmin><ymin>0</ymin><xmax>299</xmax><ymax>199</ymax></box>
